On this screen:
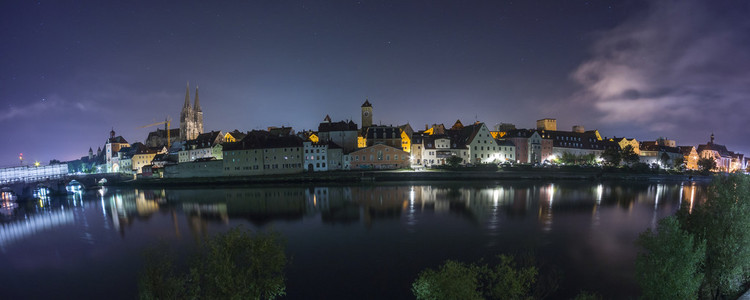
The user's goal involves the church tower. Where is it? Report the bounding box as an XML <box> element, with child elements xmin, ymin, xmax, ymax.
<box><xmin>180</xmin><ymin>82</ymin><xmax>193</xmax><ymax>141</ymax></box>
<box><xmin>179</xmin><ymin>82</ymin><xmax>205</xmax><ymax>141</ymax></box>
<box><xmin>194</xmin><ymin>85</ymin><xmax>203</xmax><ymax>135</ymax></box>
<box><xmin>361</xmin><ymin>99</ymin><xmax>373</xmax><ymax>128</ymax></box>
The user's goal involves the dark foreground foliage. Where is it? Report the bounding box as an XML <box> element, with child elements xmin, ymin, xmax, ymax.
<box><xmin>139</xmin><ymin>227</ymin><xmax>287</xmax><ymax>300</ymax></box>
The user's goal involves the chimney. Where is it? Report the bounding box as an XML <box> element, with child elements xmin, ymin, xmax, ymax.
<box><xmin>573</xmin><ymin>125</ymin><xmax>584</xmax><ymax>133</ymax></box>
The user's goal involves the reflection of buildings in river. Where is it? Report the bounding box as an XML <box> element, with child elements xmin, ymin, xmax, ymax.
<box><xmin>305</xmin><ymin>187</ymin><xmax>358</xmax><ymax>224</ymax></box>
<box><xmin>350</xmin><ymin>186</ymin><xmax>408</xmax><ymax>227</ymax></box>
<box><xmin>223</xmin><ymin>188</ymin><xmax>307</xmax><ymax>225</ymax></box>
<box><xmin>106</xmin><ymin>189</ymin><xmax>163</xmax><ymax>235</ymax></box>
<box><xmin>182</xmin><ymin>202</ymin><xmax>228</xmax><ymax>242</ymax></box>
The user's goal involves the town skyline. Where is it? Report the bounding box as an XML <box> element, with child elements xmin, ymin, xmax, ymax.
<box><xmin>2</xmin><ymin>1</ymin><xmax>749</xmax><ymax>166</ymax></box>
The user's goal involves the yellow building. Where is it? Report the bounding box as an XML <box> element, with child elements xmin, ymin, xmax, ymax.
<box><xmin>357</xmin><ymin>133</ymin><xmax>366</xmax><ymax>148</ymax></box>
<box><xmin>400</xmin><ymin>130</ymin><xmax>411</xmax><ymax>153</ymax></box>
<box><xmin>609</xmin><ymin>137</ymin><xmax>640</xmax><ymax>155</ymax></box>
<box><xmin>133</xmin><ymin>147</ymin><xmax>164</xmax><ymax>174</ymax></box>
<box><xmin>679</xmin><ymin>146</ymin><xmax>699</xmax><ymax>170</ymax></box>
<box><xmin>223</xmin><ymin>130</ymin><xmax>247</xmax><ymax>143</ymax></box>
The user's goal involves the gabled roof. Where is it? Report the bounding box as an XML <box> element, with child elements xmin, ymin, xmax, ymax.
<box><xmin>544</xmin><ymin>130</ymin><xmax>603</xmax><ymax>150</ymax></box>
<box><xmin>226</xmin><ymin>130</ymin><xmax>247</xmax><ymax>141</ymax></box>
<box><xmin>319</xmin><ymin>120</ymin><xmax>358</xmax><ymax>132</ymax></box>
<box><xmin>697</xmin><ymin>142</ymin><xmax>733</xmax><ymax>157</ymax></box>
<box><xmin>398</xmin><ymin>123</ymin><xmax>414</xmax><ymax>138</ymax></box>
<box><xmin>365</xmin><ymin>126</ymin><xmax>401</xmax><ymax>140</ymax></box>
<box><xmin>224</xmin><ymin>130</ymin><xmax>303</xmax><ymax>151</ymax></box>
<box><xmin>451</xmin><ymin>119</ymin><xmax>464</xmax><ymax>130</ymax></box>
<box><xmin>678</xmin><ymin>146</ymin><xmax>696</xmax><ymax>156</ymax></box>
<box><xmin>361</xmin><ymin>99</ymin><xmax>372</xmax><ymax>107</ymax></box>
<box><xmin>108</xmin><ymin>136</ymin><xmax>128</xmax><ymax>144</ymax></box>
<box><xmin>641</xmin><ymin>143</ymin><xmax>680</xmax><ymax>153</ymax></box>
<box><xmin>268</xmin><ymin>126</ymin><xmax>293</xmax><ymax>137</ymax></box>
<box><xmin>188</xmin><ymin>130</ymin><xmax>223</xmax><ymax>148</ymax></box>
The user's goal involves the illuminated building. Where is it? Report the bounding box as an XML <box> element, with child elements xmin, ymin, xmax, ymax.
<box><xmin>361</xmin><ymin>99</ymin><xmax>373</xmax><ymax>128</ymax></box>
<box><xmin>105</xmin><ymin>129</ymin><xmax>129</xmax><ymax>173</ymax></box>
<box><xmin>504</xmin><ymin>129</ymin><xmax>548</xmax><ymax>164</ymax></box>
<box><xmin>132</xmin><ymin>146</ymin><xmax>164</xmax><ymax>174</ymax></box>
<box><xmin>223</xmin><ymin>130</ymin><xmax>247</xmax><ymax>143</ymax></box>
<box><xmin>317</xmin><ymin>115</ymin><xmax>358</xmax><ymax>152</ymax></box>
<box><xmin>222</xmin><ymin>130</ymin><xmax>304</xmax><ymax>176</ymax></box>
<box><xmin>303</xmin><ymin>141</ymin><xmax>348</xmax><ymax>171</ymax></box>
<box><xmin>0</xmin><ymin>163</ymin><xmax>68</xmax><ymax>184</ymax></box>
<box><xmin>536</xmin><ymin>118</ymin><xmax>557</xmax><ymax>131</ymax></box>
<box><xmin>179</xmin><ymin>83</ymin><xmax>204</xmax><ymax>141</ymax></box>
<box><xmin>178</xmin><ymin>131</ymin><xmax>224</xmax><ymax>163</ymax></box>
<box><xmin>639</xmin><ymin>141</ymin><xmax>682</xmax><ymax>166</ymax></box>
<box><xmin>697</xmin><ymin>133</ymin><xmax>738</xmax><ymax>172</ymax></box>
<box><xmin>678</xmin><ymin>146</ymin><xmax>699</xmax><ymax>170</ymax></box>
<box><xmin>543</xmin><ymin>126</ymin><xmax>605</xmax><ymax>162</ymax></box>
<box><xmin>609</xmin><ymin>137</ymin><xmax>640</xmax><ymax>155</ymax></box>
<box><xmin>349</xmin><ymin>144</ymin><xmax>409</xmax><ymax>170</ymax></box>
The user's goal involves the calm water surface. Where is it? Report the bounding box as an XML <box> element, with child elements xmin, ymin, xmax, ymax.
<box><xmin>0</xmin><ymin>180</ymin><xmax>708</xmax><ymax>299</ymax></box>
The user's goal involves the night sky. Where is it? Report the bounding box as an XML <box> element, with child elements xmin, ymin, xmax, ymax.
<box><xmin>2</xmin><ymin>0</ymin><xmax>749</xmax><ymax>166</ymax></box>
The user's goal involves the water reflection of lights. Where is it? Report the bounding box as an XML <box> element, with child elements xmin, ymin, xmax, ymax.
<box><xmin>689</xmin><ymin>184</ymin><xmax>696</xmax><ymax>214</ymax></box>
<box><xmin>548</xmin><ymin>184</ymin><xmax>555</xmax><ymax>207</ymax></box>
<box><xmin>406</xmin><ymin>187</ymin><xmax>417</xmax><ymax>231</ymax></box>
<box><xmin>596</xmin><ymin>184</ymin><xmax>603</xmax><ymax>205</ymax></box>
<box><xmin>0</xmin><ymin>209</ymin><xmax>74</xmax><ymax>249</ymax></box>
<box><xmin>654</xmin><ymin>184</ymin><xmax>664</xmax><ymax>209</ymax></box>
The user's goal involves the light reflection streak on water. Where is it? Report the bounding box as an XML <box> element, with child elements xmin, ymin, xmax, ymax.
<box><xmin>485</xmin><ymin>187</ymin><xmax>502</xmax><ymax>247</ymax></box>
<box><xmin>405</xmin><ymin>187</ymin><xmax>417</xmax><ymax>232</ymax></box>
<box><xmin>689</xmin><ymin>184</ymin><xmax>695</xmax><ymax>214</ymax></box>
<box><xmin>0</xmin><ymin>209</ymin><xmax>75</xmax><ymax>252</ymax></box>
<box><xmin>541</xmin><ymin>184</ymin><xmax>554</xmax><ymax>232</ymax></box>
<box><xmin>592</xmin><ymin>184</ymin><xmax>603</xmax><ymax>228</ymax></box>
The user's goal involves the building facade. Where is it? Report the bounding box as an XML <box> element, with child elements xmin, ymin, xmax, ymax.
<box><xmin>349</xmin><ymin>144</ymin><xmax>409</xmax><ymax>170</ymax></box>
<box><xmin>180</xmin><ymin>83</ymin><xmax>204</xmax><ymax>141</ymax></box>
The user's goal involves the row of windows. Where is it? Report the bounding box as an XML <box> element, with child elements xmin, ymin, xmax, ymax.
<box><xmin>353</xmin><ymin>154</ymin><xmax>407</xmax><ymax>161</ymax></box>
<box><xmin>225</xmin><ymin>163</ymin><xmax>302</xmax><ymax>171</ymax></box>
<box><xmin>225</xmin><ymin>148</ymin><xmax>301</xmax><ymax>156</ymax></box>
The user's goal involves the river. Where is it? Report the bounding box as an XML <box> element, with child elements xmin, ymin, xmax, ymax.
<box><xmin>0</xmin><ymin>180</ymin><xmax>707</xmax><ymax>299</ymax></box>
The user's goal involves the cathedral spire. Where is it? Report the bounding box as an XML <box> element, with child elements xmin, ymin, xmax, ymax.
<box><xmin>194</xmin><ymin>85</ymin><xmax>201</xmax><ymax>112</ymax></box>
<box><xmin>184</xmin><ymin>81</ymin><xmax>191</xmax><ymax>108</ymax></box>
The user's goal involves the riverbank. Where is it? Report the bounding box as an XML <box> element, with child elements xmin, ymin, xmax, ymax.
<box><xmin>112</xmin><ymin>168</ymin><xmax>713</xmax><ymax>188</ymax></box>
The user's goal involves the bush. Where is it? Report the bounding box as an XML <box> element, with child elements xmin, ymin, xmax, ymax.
<box><xmin>140</xmin><ymin>227</ymin><xmax>287</xmax><ymax>300</ymax></box>
<box><xmin>636</xmin><ymin>216</ymin><xmax>705</xmax><ymax>300</ymax></box>
<box><xmin>412</xmin><ymin>255</ymin><xmax>538</xmax><ymax>300</ymax></box>
<box><xmin>678</xmin><ymin>174</ymin><xmax>750</xmax><ymax>299</ymax></box>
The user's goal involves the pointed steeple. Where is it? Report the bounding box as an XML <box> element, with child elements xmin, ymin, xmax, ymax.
<box><xmin>324</xmin><ymin>114</ymin><xmax>331</xmax><ymax>122</ymax></box>
<box><xmin>194</xmin><ymin>85</ymin><xmax>201</xmax><ymax>112</ymax></box>
<box><xmin>184</xmin><ymin>81</ymin><xmax>191</xmax><ymax>108</ymax></box>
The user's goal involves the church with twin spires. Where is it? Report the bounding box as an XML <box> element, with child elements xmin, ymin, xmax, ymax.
<box><xmin>180</xmin><ymin>82</ymin><xmax>204</xmax><ymax>141</ymax></box>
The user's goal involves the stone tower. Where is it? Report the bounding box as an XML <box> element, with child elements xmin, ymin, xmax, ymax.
<box><xmin>361</xmin><ymin>99</ymin><xmax>373</xmax><ymax>128</ymax></box>
<box><xmin>194</xmin><ymin>85</ymin><xmax>203</xmax><ymax>135</ymax></box>
<box><xmin>180</xmin><ymin>82</ymin><xmax>204</xmax><ymax>141</ymax></box>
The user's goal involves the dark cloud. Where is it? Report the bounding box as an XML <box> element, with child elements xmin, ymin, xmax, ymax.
<box><xmin>572</xmin><ymin>0</ymin><xmax>750</xmax><ymax>150</ymax></box>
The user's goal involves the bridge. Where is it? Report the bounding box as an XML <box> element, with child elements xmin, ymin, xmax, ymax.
<box><xmin>0</xmin><ymin>173</ymin><xmax>128</xmax><ymax>199</ymax></box>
